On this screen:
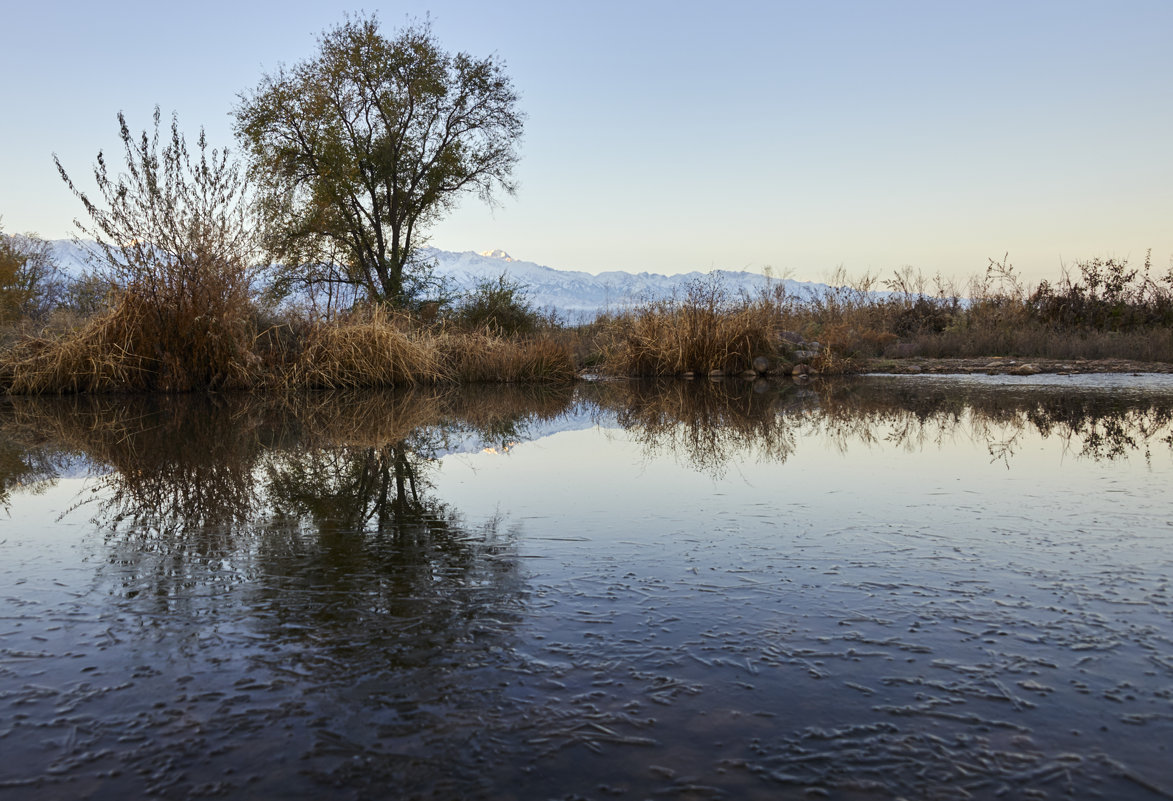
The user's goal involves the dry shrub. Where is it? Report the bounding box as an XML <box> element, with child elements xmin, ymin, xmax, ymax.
<box><xmin>902</xmin><ymin>324</ymin><xmax>1173</xmax><ymax>362</ymax></box>
<box><xmin>767</xmin><ymin>255</ymin><xmax>1173</xmax><ymax>366</ymax></box>
<box><xmin>438</xmin><ymin>330</ymin><xmax>576</xmax><ymax>382</ymax></box>
<box><xmin>8</xmin><ymin>107</ymin><xmax>264</xmax><ymax>394</ymax></box>
<box><xmin>282</xmin><ymin>307</ymin><xmax>441</xmax><ymax>389</ymax></box>
<box><xmin>0</xmin><ymin>275</ymin><xmax>256</xmax><ymax>394</ymax></box>
<box><xmin>2</xmin><ymin>296</ymin><xmax>148</xmax><ymax>394</ymax></box>
<box><xmin>773</xmin><ymin>271</ymin><xmax>953</xmax><ymax>369</ymax></box>
<box><xmin>600</xmin><ymin>280</ymin><xmax>776</xmax><ymax>376</ymax></box>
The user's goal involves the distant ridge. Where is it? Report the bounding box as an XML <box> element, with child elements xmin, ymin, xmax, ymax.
<box><xmin>422</xmin><ymin>247</ymin><xmax>828</xmax><ymax>320</ymax></box>
<box><xmin>43</xmin><ymin>239</ymin><xmax>831</xmax><ymax>320</ymax></box>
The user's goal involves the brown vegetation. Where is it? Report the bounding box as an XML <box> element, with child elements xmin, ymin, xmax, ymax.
<box><xmin>3</xmin><ymin>245</ymin><xmax>1173</xmax><ymax>394</ymax></box>
<box><xmin>0</xmin><ymin>303</ymin><xmax>577</xmax><ymax>394</ymax></box>
<box><xmin>594</xmin><ymin>278</ymin><xmax>778</xmax><ymax>377</ymax></box>
<box><xmin>770</xmin><ymin>255</ymin><xmax>1173</xmax><ymax>369</ymax></box>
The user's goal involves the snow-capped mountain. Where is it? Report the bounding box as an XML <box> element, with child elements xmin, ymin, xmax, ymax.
<box><xmin>42</xmin><ymin>239</ymin><xmax>830</xmax><ymax>320</ymax></box>
<box><xmin>423</xmin><ymin>247</ymin><xmax>828</xmax><ymax>320</ymax></box>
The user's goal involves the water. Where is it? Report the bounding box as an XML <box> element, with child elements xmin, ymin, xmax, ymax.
<box><xmin>2</xmin><ymin>377</ymin><xmax>1172</xmax><ymax>800</ymax></box>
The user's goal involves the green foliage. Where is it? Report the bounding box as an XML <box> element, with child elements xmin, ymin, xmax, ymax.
<box><xmin>235</xmin><ymin>14</ymin><xmax>524</xmax><ymax>307</ymax></box>
<box><xmin>450</xmin><ymin>274</ymin><xmax>543</xmax><ymax>335</ymax></box>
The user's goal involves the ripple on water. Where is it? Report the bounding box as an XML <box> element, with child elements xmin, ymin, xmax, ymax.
<box><xmin>1</xmin><ymin>382</ymin><xmax>1172</xmax><ymax>799</ymax></box>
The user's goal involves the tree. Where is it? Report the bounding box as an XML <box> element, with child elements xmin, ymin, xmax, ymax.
<box><xmin>0</xmin><ymin>222</ymin><xmax>63</xmax><ymax>323</ymax></box>
<box><xmin>234</xmin><ymin>14</ymin><xmax>524</xmax><ymax>307</ymax></box>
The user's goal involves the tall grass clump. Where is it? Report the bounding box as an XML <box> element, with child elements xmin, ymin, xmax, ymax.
<box><xmin>1</xmin><ymin>108</ymin><xmax>260</xmax><ymax>394</ymax></box>
<box><xmin>1030</xmin><ymin>251</ymin><xmax>1173</xmax><ymax>331</ymax></box>
<box><xmin>765</xmin><ymin>252</ymin><xmax>1173</xmax><ymax>367</ymax></box>
<box><xmin>600</xmin><ymin>278</ymin><xmax>777</xmax><ymax>376</ymax></box>
<box><xmin>280</xmin><ymin>307</ymin><xmax>441</xmax><ymax>389</ymax></box>
<box><xmin>438</xmin><ymin>330</ymin><xmax>576</xmax><ymax>383</ymax></box>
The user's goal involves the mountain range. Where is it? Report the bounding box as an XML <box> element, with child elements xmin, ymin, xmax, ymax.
<box><xmin>45</xmin><ymin>240</ymin><xmax>831</xmax><ymax>320</ymax></box>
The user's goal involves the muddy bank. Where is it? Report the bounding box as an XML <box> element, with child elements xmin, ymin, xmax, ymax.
<box><xmin>854</xmin><ymin>356</ymin><xmax>1173</xmax><ymax>376</ymax></box>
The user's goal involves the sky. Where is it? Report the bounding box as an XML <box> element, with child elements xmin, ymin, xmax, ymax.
<box><xmin>2</xmin><ymin>0</ymin><xmax>1171</xmax><ymax>285</ymax></box>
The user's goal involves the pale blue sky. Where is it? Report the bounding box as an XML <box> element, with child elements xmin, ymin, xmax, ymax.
<box><xmin>2</xmin><ymin>0</ymin><xmax>1170</xmax><ymax>283</ymax></box>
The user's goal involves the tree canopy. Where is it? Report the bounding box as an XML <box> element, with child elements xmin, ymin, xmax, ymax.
<box><xmin>234</xmin><ymin>15</ymin><xmax>524</xmax><ymax>307</ymax></box>
<box><xmin>0</xmin><ymin>224</ymin><xmax>62</xmax><ymax>323</ymax></box>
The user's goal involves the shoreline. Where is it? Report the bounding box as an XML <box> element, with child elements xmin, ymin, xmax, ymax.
<box><xmin>850</xmin><ymin>356</ymin><xmax>1173</xmax><ymax>376</ymax></box>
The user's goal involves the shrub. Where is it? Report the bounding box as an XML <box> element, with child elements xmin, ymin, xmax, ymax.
<box><xmin>280</xmin><ymin>307</ymin><xmax>441</xmax><ymax>389</ymax></box>
<box><xmin>49</xmin><ymin>108</ymin><xmax>259</xmax><ymax>391</ymax></box>
<box><xmin>438</xmin><ymin>330</ymin><xmax>575</xmax><ymax>382</ymax></box>
<box><xmin>449</xmin><ymin>274</ymin><xmax>545</xmax><ymax>335</ymax></box>
<box><xmin>599</xmin><ymin>278</ymin><xmax>776</xmax><ymax>376</ymax></box>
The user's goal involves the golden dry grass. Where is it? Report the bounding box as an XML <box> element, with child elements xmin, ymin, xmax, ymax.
<box><xmin>6</xmin><ymin>251</ymin><xmax>1172</xmax><ymax>394</ymax></box>
<box><xmin>0</xmin><ymin>265</ymin><xmax>256</xmax><ymax>394</ymax></box>
<box><xmin>1</xmin><ymin>303</ymin><xmax>579</xmax><ymax>394</ymax></box>
<box><xmin>596</xmin><ymin>281</ymin><xmax>778</xmax><ymax>376</ymax></box>
<box><xmin>437</xmin><ymin>330</ymin><xmax>576</xmax><ymax>383</ymax></box>
<box><xmin>278</xmin><ymin>307</ymin><xmax>442</xmax><ymax>389</ymax></box>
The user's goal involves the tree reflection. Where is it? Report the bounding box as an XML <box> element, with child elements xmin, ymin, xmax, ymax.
<box><xmin>0</xmin><ymin>390</ymin><xmax>556</xmax><ymax>796</ymax></box>
<box><xmin>0</xmin><ymin>397</ymin><xmax>95</xmax><ymax>510</ymax></box>
<box><xmin>267</xmin><ymin>443</ymin><xmax>425</xmax><ymax>532</ymax></box>
<box><xmin>3</xmin><ymin>378</ymin><xmax>1172</xmax><ymax>793</ymax></box>
<box><xmin>0</xmin><ymin>428</ymin><xmax>61</xmax><ymax>510</ymax></box>
<box><xmin>587</xmin><ymin>379</ymin><xmax>803</xmax><ymax>477</ymax></box>
<box><xmin>810</xmin><ymin>378</ymin><xmax>1173</xmax><ymax>465</ymax></box>
<box><xmin>582</xmin><ymin>377</ymin><xmax>1173</xmax><ymax>474</ymax></box>
<box><xmin>0</xmin><ymin>387</ymin><xmax>574</xmax><ymax>610</ymax></box>
<box><xmin>3</xmin><ymin>381</ymin><xmax>1171</xmax><ymax>519</ymax></box>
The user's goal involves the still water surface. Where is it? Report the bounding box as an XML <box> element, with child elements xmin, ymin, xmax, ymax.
<box><xmin>2</xmin><ymin>377</ymin><xmax>1172</xmax><ymax>800</ymax></box>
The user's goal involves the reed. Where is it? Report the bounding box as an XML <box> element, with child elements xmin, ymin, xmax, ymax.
<box><xmin>438</xmin><ymin>330</ymin><xmax>576</xmax><ymax>383</ymax></box>
<box><xmin>279</xmin><ymin>307</ymin><xmax>442</xmax><ymax>389</ymax></box>
<box><xmin>767</xmin><ymin>256</ymin><xmax>1173</xmax><ymax>369</ymax></box>
<box><xmin>0</xmin><ymin>283</ymin><xmax>256</xmax><ymax>394</ymax></box>
<box><xmin>598</xmin><ymin>279</ymin><xmax>778</xmax><ymax>376</ymax></box>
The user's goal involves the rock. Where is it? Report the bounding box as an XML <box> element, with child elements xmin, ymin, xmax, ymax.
<box><xmin>709</xmin><ymin>368</ymin><xmax>724</xmax><ymax>378</ymax></box>
<box><xmin>741</xmin><ymin>370</ymin><xmax>758</xmax><ymax>379</ymax></box>
<box><xmin>794</xmin><ymin>349</ymin><xmax>818</xmax><ymax>361</ymax></box>
<box><xmin>681</xmin><ymin>371</ymin><xmax>695</xmax><ymax>380</ymax></box>
<box><xmin>1010</xmin><ymin>363</ymin><xmax>1041</xmax><ymax>376</ymax></box>
<box><xmin>791</xmin><ymin>363</ymin><xmax>810</xmax><ymax>376</ymax></box>
<box><xmin>752</xmin><ymin>355</ymin><xmax>771</xmax><ymax>374</ymax></box>
<box><xmin>777</xmin><ymin>330</ymin><xmax>804</xmax><ymax>345</ymax></box>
